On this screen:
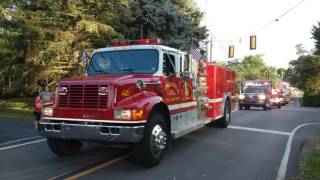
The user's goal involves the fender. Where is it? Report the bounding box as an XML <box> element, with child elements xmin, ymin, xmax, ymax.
<box><xmin>115</xmin><ymin>91</ymin><xmax>167</xmax><ymax>121</ymax></box>
<box><xmin>221</xmin><ymin>93</ymin><xmax>232</xmax><ymax>113</ymax></box>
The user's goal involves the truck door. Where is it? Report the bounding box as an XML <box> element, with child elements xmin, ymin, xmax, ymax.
<box><xmin>162</xmin><ymin>52</ymin><xmax>181</xmax><ymax>114</ymax></box>
<box><xmin>178</xmin><ymin>54</ymin><xmax>193</xmax><ymax>108</ymax></box>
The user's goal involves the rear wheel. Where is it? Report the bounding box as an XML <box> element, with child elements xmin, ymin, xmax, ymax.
<box><xmin>239</xmin><ymin>104</ymin><xmax>243</xmax><ymax>110</ymax></box>
<box><xmin>133</xmin><ymin>112</ymin><xmax>168</xmax><ymax>167</ymax></box>
<box><xmin>278</xmin><ymin>105</ymin><xmax>281</xmax><ymax>109</ymax></box>
<box><xmin>47</xmin><ymin>138</ymin><xmax>83</xmax><ymax>156</ymax></box>
<box><xmin>216</xmin><ymin>100</ymin><xmax>231</xmax><ymax>128</ymax></box>
<box><xmin>263</xmin><ymin>105</ymin><xmax>268</xmax><ymax>110</ymax></box>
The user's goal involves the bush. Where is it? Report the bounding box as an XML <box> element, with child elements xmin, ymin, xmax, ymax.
<box><xmin>303</xmin><ymin>94</ymin><xmax>320</xmax><ymax>107</ymax></box>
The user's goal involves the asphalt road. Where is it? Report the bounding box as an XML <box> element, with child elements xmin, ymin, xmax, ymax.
<box><xmin>1</xmin><ymin>97</ymin><xmax>320</xmax><ymax>180</ymax></box>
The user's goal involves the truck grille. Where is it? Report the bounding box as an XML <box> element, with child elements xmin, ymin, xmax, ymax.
<box><xmin>58</xmin><ymin>85</ymin><xmax>108</xmax><ymax>108</ymax></box>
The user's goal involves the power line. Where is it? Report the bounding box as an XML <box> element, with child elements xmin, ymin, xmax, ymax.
<box><xmin>212</xmin><ymin>0</ymin><xmax>307</xmax><ymax>43</ymax></box>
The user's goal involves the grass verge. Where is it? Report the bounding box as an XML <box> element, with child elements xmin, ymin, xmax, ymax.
<box><xmin>0</xmin><ymin>98</ymin><xmax>34</xmax><ymax>120</ymax></box>
<box><xmin>298</xmin><ymin>137</ymin><xmax>320</xmax><ymax>179</ymax></box>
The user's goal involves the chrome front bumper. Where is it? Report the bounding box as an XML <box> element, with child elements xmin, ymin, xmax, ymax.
<box><xmin>37</xmin><ymin>120</ymin><xmax>145</xmax><ymax>143</ymax></box>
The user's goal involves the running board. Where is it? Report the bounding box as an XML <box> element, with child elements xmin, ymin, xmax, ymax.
<box><xmin>171</xmin><ymin>121</ymin><xmax>204</xmax><ymax>139</ymax></box>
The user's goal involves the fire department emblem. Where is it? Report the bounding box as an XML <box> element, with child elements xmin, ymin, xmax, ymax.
<box><xmin>121</xmin><ymin>88</ymin><xmax>133</xmax><ymax>97</ymax></box>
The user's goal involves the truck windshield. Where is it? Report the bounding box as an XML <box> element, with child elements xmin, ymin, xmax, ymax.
<box><xmin>244</xmin><ymin>87</ymin><xmax>265</xmax><ymax>93</ymax></box>
<box><xmin>87</xmin><ymin>49</ymin><xmax>159</xmax><ymax>75</ymax></box>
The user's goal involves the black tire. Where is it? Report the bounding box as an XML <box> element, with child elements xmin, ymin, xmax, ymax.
<box><xmin>239</xmin><ymin>104</ymin><xmax>243</xmax><ymax>110</ymax></box>
<box><xmin>245</xmin><ymin>106</ymin><xmax>250</xmax><ymax>110</ymax></box>
<box><xmin>216</xmin><ymin>100</ymin><xmax>231</xmax><ymax>128</ymax></box>
<box><xmin>263</xmin><ymin>105</ymin><xmax>268</xmax><ymax>110</ymax></box>
<box><xmin>278</xmin><ymin>105</ymin><xmax>281</xmax><ymax>109</ymax></box>
<box><xmin>133</xmin><ymin>112</ymin><xmax>168</xmax><ymax>167</ymax></box>
<box><xmin>47</xmin><ymin>138</ymin><xmax>83</xmax><ymax>156</ymax></box>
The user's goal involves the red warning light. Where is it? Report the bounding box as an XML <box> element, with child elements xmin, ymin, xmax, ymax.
<box><xmin>110</xmin><ymin>41</ymin><xmax>128</xmax><ymax>46</ymax></box>
<box><xmin>135</xmin><ymin>39</ymin><xmax>161</xmax><ymax>45</ymax></box>
<box><xmin>109</xmin><ymin>39</ymin><xmax>161</xmax><ymax>47</ymax></box>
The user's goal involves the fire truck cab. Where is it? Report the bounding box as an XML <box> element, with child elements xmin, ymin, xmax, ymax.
<box><xmin>38</xmin><ymin>39</ymin><xmax>236</xmax><ymax>166</ymax></box>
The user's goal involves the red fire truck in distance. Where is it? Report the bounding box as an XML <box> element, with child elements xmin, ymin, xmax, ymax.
<box><xmin>38</xmin><ymin>39</ymin><xmax>236</xmax><ymax>166</ymax></box>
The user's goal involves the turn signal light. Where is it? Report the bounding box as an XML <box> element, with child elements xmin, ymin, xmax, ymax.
<box><xmin>132</xmin><ymin>109</ymin><xmax>144</xmax><ymax>120</ymax></box>
<box><xmin>114</xmin><ymin>109</ymin><xmax>144</xmax><ymax>120</ymax></box>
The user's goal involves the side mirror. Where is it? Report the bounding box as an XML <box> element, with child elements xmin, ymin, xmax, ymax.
<box><xmin>182</xmin><ymin>71</ymin><xmax>190</xmax><ymax>81</ymax></box>
<box><xmin>168</xmin><ymin>72</ymin><xmax>176</xmax><ymax>79</ymax></box>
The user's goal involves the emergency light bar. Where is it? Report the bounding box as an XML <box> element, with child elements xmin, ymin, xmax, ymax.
<box><xmin>109</xmin><ymin>39</ymin><xmax>161</xmax><ymax>47</ymax></box>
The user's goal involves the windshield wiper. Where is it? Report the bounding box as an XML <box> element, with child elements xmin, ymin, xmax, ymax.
<box><xmin>119</xmin><ymin>68</ymin><xmax>136</xmax><ymax>73</ymax></box>
<box><xmin>94</xmin><ymin>70</ymin><xmax>109</xmax><ymax>74</ymax></box>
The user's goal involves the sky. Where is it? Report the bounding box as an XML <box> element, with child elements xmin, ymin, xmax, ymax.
<box><xmin>195</xmin><ymin>0</ymin><xmax>320</xmax><ymax>68</ymax></box>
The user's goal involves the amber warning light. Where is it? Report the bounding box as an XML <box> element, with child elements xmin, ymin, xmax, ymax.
<box><xmin>110</xmin><ymin>39</ymin><xmax>161</xmax><ymax>47</ymax></box>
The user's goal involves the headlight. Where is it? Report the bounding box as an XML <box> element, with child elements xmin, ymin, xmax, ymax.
<box><xmin>258</xmin><ymin>94</ymin><xmax>266</xmax><ymax>100</ymax></box>
<box><xmin>114</xmin><ymin>110</ymin><xmax>131</xmax><ymax>120</ymax></box>
<box><xmin>114</xmin><ymin>109</ymin><xmax>144</xmax><ymax>120</ymax></box>
<box><xmin>43</xmin><ymin>107</ymin><xmax>53</xmax><ymax>117</ymax></box>
<box><xmin>239</xmin><ymin>94</ymin><xmax>245</xmax><ymax>100</ymax></box>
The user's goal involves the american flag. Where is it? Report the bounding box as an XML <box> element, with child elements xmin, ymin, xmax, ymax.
<box><xmin>190</xmin><ymin>44</ymin><xmax>202</xmax><ymax>61</ymax></box>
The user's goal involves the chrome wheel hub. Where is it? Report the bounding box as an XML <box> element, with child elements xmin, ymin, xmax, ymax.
<box><xmin>150</xmin><ymin>125</ymin><xmax>167</xmax><ymax>157</ymax></box>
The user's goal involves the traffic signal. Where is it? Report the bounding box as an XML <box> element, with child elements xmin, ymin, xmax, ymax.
<box><xmin>228</xmin><ymin>45</ymin><xmax>234</xmax><ymax>58</ymax></box>
<box><xmin>250</xmin><ymin>35</ymin><xmax>256</xmax><ymax>50</ymax></box>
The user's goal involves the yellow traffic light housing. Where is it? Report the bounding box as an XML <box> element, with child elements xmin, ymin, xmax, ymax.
<box><xmin>228</xmin><ymin>45</ymin><xmax>234</xmax><ymax>58</ymax></box>
<box><xmin>250</xmin><ymin>35</ymin><xmax>256</xmax><ymax>50</ymax></box>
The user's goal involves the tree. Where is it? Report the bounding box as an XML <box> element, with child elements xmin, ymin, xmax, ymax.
<box><xmin>0</xmin><ymin>0</ymin><xmax>207</xmax><ymax>96</ymax></box>
<box><xmin>128</xmin><ymin>0</ymin><xmax>207</xmax><ymax>50</ymax></box>
<box><xmin>235</xmin><ymin>54</ymin><xmax>266</xmax><ymax>80</ymax></box>
<box><xmin>0</xmin><ymin>0</ymin><xmax>128</xmax><ymax>95</ymax></box>
<box><xmin>289</xmin><ymin>55</ymin><xmax>320</xmax><ymax>95</ymax></box>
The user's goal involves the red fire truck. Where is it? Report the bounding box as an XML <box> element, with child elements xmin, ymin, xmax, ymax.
<box><xmin>38</xmin><ymin>39</ymin><xmax>236</xmax><ymax>166</ymax></box>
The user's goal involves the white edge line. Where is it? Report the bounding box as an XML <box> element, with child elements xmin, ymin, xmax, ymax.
<box><xmin>0</xmin><ymin>136</ymin><xmax>42</xmax><ymax>146</ymax></box>
<box><xmin>228</xmin><ymin>125</ymin><xmax>291</xmax><ymax>136</ymax></box>
<box><xmin>276</xmin><ymin>123</ymin><xmax>320</xmax><ymax>180</ymax></box>
<box><xmin>0</xmin><ymin>139</ymin><xmax>46</xmax><ymax>151</ymax></box>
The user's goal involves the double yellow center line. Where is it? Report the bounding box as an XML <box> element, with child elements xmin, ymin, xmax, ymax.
<box><xmin>49</xmin><ymin>153</ymin><xmax>131</xmax><ymax>180</ymax></box>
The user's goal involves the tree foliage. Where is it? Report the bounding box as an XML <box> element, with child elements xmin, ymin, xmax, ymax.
<box><xmin>231</xmin><ymin>54</ymin><xmax>278</xmax><ymax>88</ymax></box>
<box><xmin>0</xmin><ymin>0</ymin><xmax>207</xmax><ymax>96</ymax></box>
<box><xmin>288</xmin><ymin>23</ymin><xmax>320</xmax><ymax>106</ymax></box>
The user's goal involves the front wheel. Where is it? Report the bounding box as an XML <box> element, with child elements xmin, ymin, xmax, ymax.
<box><xmin>47</xmin><ymin>138</ymin><xmax>83</xmax><ymax>156</ymax></box>
<box><xmin>216</xmin><ymin>100</ymin><xmax>231</xmax><ymax>128</ymax></box>
<box><xmin>133</xmin><ymin>112</ymin><xmax>168</xmax><ymax>167</ymax></box>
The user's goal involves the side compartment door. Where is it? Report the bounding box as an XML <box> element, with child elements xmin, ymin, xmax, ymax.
<box><xmin>214</xmin><ymin>66</ymin><xmax>225</xmax><ymax>118</ymax></box>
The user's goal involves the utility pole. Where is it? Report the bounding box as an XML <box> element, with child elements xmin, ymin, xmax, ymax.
<box><xmin>210</xmin><ymin>33</ymin><xmax>213</xmax><ymax>61</ymax></box>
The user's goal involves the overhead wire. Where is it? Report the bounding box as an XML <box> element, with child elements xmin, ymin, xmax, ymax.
<box><xmin>211</xmin><ymin>0</ymin><xmax>307</xmax><ymax>44</ymax></box>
